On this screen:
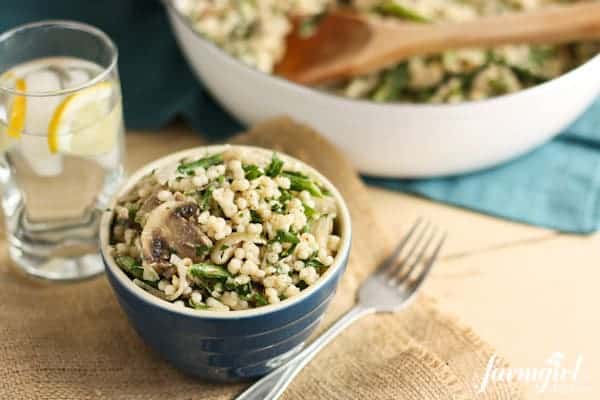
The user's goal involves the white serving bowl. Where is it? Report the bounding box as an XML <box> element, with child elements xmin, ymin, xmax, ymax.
<box><xmin>165</xmin><ymin>4</ymin><xmax>600</xmax><ymax>177</ymax></box>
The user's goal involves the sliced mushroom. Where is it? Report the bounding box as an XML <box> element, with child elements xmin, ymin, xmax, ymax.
<box><xmin>210</xmin><ymin>232</ymin><xmax>264</xmax><ymax>265</ymax></box>
<box><xmin>134</xmin><ymin>189</ymin><xmax>163</xmax><ymax>226</ymax></box>
<box><xmin>139</xmin><ymin>193</ymin><xmax>161</xmax><ymax>215</ymax></box>
<box><xmin>141</xmin><ymin>201</ymin><xmax>202</xmax><ymax>268</ymax></box>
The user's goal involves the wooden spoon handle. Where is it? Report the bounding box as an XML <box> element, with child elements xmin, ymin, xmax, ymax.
<box><xmin>373</xmin><ymin>1</ymin><xmax>600</xmax><ymax>62</ymax></box>
<box><xmin>421</xmin><ymin>2</ymin><xmax>600</xmax><ymax>48</ymax></box>
<box><xmin>283</xmin><ymin>2</ymin><xmax>600</xmax><ymax>85</ymax></box>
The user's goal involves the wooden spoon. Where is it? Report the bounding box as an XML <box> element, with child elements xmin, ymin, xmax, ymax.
<box><xmin>275</xmin><ymin>2</ymin><xmax>600</xmax><ymax>85</ymax></box>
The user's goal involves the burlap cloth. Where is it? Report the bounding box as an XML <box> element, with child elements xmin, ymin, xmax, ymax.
<box><xmin>0</xmin><ymin>118</ymin><xmax>522</xmax><ymax>399</ymax></box>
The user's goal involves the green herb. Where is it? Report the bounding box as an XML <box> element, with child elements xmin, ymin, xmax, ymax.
<box><xmin>279</xmin><ymin>189</ymin><xmax>292</xmax><ymax>203</ymax></box>
<box><xmin>282</xmin><ymin>170</ymin><xmax>309</xmax><ymax>179</ymax></box>
<box><xmin>374</xmin><ymin>0</ymin><xmax>430</xmax><ymax>23</ymax></box>
<box><xmin>529</xmin><ymin>46</ymin><xmax>555</xmax><ymax>68</ymax></box>
<box><xmin>217</xmin><ymin>175</ymin><xmax>226</xmax><ymax>184</ymax></box>
<box><xmin>189</xmin><ymin>263</ymin><xmax>231</xmax><ymax>280</ymax></box>
<box><xmin>488</xmin><ymin>78</ymin><xmax>508</xmax><ymax>96</ymax></box>
<box><xmin>248</xmin><ymin>292</ymin><xmax>269</xmax><ymax>306</ymax></box>
<box><xmin>177</xmin><ymin>153</ymin><xmax>223</xmax><ymax>175</ymax></box>
<box><xmin>126</xmin><ymin>204</ymin><xmax>139</xmax><ymax>222</ymax></box>
<box><xmin>297</xmin><ymin>281</ymin><xmax>308</xmax><ymax>290</ymax></box>
<box><xmin>243</xmin><ymin>164</ymin><xmax>264</xmax><ymax>180</ymax></box>
<box><xmin>281</xmin><ymin>172</ymin><xmax>322</xmax><ymax>197</ymax></box>
<box><xmin>306</xmin><ymin>257</ymin><xmax>326</xmax><ymax>273</ymax></box>
<box><xmin>372</xmin><ymin>63</ymin><xmax>409</xmax><ymax>102</ymax></box>
<box><xmin>280</xmin><ymin>242</ymin><xmax>298</xmax><ymax>258</ymax></box>
<box><xmin>271</xmin><ymin>202</ymin><xmax>283</xmax><ymax>213</ymax></box>
<box><xmin>220</xmin><ymin>244</ymin><xmax>229</xmax><ymax>251</ymax></box>
<box><xmin>250</xmin><ymin>210</ymin><xmax>262</xmax><ymax>224</ymax></box>
<box><xmin>303</xmin><ymin>204</ymin><xmax>317</xmax><ymax>219</ymax></box>
<box><xmin>235</xmin><ymin>283</ymin><xmax>252</xmax><ymax>296</ymax></box>
<box><xmin>134</xmin><ymin>213</ymin><xmax>145</xmax><ymax>226</ymax></box>
<box><xmin>298</xmin><ymin>12</ymin><xmax>326</xmax><ymax>37</ymax></box>
<box><xmin>116</xmin><ymin>256</ymin><xmax>144</xmax><ymax>279</ymax></box>
<box><xmin>193</xmin><ymin>303</ymin><xmax>209</xmax><ymax>310</ymax></box>
<box><xmin>143</xmin><ymin>279</ymin><xmax>159</xmax><ymax>288</ymax></box>
<box><xmin>510</xmin><ymin>65</ymin><xmax>546</xmax><ymax>85</ymax></box>
<box><xmin>300</xmin><ymin>224</ymin><xmax>311</xmax><ymax>234</ymax></box>
<box><xmin>200</xmin><ymin>186</ymin><xmax>214</xmax><ymax>211</ymax></box>
<box><xmin>265</xmin><ymin>153</ymin><xmax>284</xmax><ymax>177</ymax></box>
<box><xmin>195</xmin><ymin>244</ymin><xmax>212</xmax><ymax>258</ymax></box>
<box><xmin>275</xmin><ymin>230</ymin><xmax>300</xmax><ymax>245</ymax></box>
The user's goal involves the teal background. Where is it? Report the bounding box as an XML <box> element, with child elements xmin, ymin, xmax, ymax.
<box><xmin>1</xmin><ymin>0</ymin><xmax>242</xmax><ymax>135</ymax></box>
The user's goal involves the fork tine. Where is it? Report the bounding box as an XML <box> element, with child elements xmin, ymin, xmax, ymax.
<box><xmin>410</xmin><ymin>232</ymin><xmax>446</xmax><ymax>290</ymax></box>
<box><xmin>378</xmin><ymin>218</ymin><xmax>422</xmax><ymax>275</ymax></box>
<box><xmin>386</xmin><ymin>220</ymin><xmax>431</xmax><ymax>277</ymax></box>
<box><xmin>395</xmin><ymin>226</ymin><xmax>438</xmax><ymax>282</ymax></box>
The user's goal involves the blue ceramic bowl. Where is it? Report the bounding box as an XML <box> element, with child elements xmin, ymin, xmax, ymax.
<box><xmin>100</xmin><ymin>145</ymin><xmax>352</xmax><ymax>382</ymax></box>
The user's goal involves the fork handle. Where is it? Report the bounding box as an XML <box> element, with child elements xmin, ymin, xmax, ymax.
<box><xmin>236</xmin><ymin>305</ymin><xmax>375</xmax><ymax>400</ymax></box>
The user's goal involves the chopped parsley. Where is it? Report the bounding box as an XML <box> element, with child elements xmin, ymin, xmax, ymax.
<box><xmin>250</xmin><ymin>210</ymin><xmax>262</xmax><ymax>224</ymax></box>
<box><xmin>248</xmin><ymin>291</ymin><xmax>269</xmax><ymax>306</ymax></box>
<box><xmin>306</xmin><ymin>257</ymin><xmax>326</xmax><ymax>273</ymax></box>
<box><xmin>195</xmin><ymin>244</ymin><xmax>212</xmax><ymax>258</ymax></box>
<box><xmin>279</xmin><ymin>189</ymin><xmax>292</xmax><ymax>203</ymax></box>
<box><xmin>199</xmin><ymin>185</ymin><xmax>214</xmax><ymax>211</ymax></box>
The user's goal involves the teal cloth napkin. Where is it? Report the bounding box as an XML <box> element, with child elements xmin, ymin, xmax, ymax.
<box><xmin>2</xmin><ymin>0</ymin><xmax>599</xmax><ymax>233</ymax></box>
<box><xmin>367</xmin><ymin>98</ymin><xmax>600</xmax><ymax>234</ymax></box>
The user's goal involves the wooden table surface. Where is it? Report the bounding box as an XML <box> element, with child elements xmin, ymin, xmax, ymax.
<box><xmin>2</xmin><ymin>125</ymin><xmax>595</xmax><ymax>399</ymax></box>
<box><xmin>125</xmin><ymin>126</ymin><xmax>598</xmax><ymax>399</ymax></box>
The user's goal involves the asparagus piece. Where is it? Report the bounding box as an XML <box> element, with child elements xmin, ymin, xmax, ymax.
<box><xmin>374</xmin><ymin>0</ymin><xmax>430</xmax><ymax>23</ymax></box>
<box><xmin>177</xmin><ymin>153</ymin><xmax>223</xmax><ymax>175</ymax></box>
<box><xmin>282</xmin><ymin>171</ymin><xmax>323</xmax><ymax>197</ymax></box>
<box><xmin>189</xmin><ymin>263</ymin><xmax>231</xmax><ymax>280</ymax></box>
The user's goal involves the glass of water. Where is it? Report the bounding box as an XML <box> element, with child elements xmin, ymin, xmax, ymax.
<box><xmin>0</xmin><ymin>21</ymin><xmax>125</xmax><ymax>280</ymax></box>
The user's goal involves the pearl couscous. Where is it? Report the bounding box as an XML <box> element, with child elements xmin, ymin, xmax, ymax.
<box><xmin>109</xmin><ymin>148</ymin><xmax>340</xmax><ymax>311</ymax></box>
<box><xmin>174</xmin><ymin>0</ymin><xmax>599</xmax><ymax>103</ymax></box>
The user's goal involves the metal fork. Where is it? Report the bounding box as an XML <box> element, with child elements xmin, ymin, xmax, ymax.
<box><xmin>236</xmin><ymin>218</ymin><xmax>446</xmax><ymax>400</ymax></box>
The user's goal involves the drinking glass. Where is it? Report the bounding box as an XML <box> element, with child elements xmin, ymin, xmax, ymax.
<box><xmin>0</xmin><ymin>21</ymin><xmax>125</xmax><ymax>280</ymax></box>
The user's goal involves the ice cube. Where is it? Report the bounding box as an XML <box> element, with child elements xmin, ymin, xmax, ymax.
<box><xmin>19</xmin><ymin>69</ymin><xmax>64</xmax><ymax>176</ymax></box>
<box><xmin>18</xmin><ymin>134</ymin><xmax>63</xmax><ymax>177</ymax></box>
<box><xmin>24</xmin><ymin>69</ymin><xmax>63</xmax><ymax>134</ymax></box>
<box><xmin>64</xmin><ymin>68</ymin><xmax>92</xmax><ymax>89</ymax></box>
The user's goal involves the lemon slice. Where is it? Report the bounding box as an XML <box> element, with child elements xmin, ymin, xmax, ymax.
<box><xmin>48</xmin><ymin>81</ymin><xmax>120</xmax><ymax>156</ymax></box>
<box><xmin>7</xmin><ymin>78</ymin><xmax>27</xmax><ymax>138</ymax></box>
